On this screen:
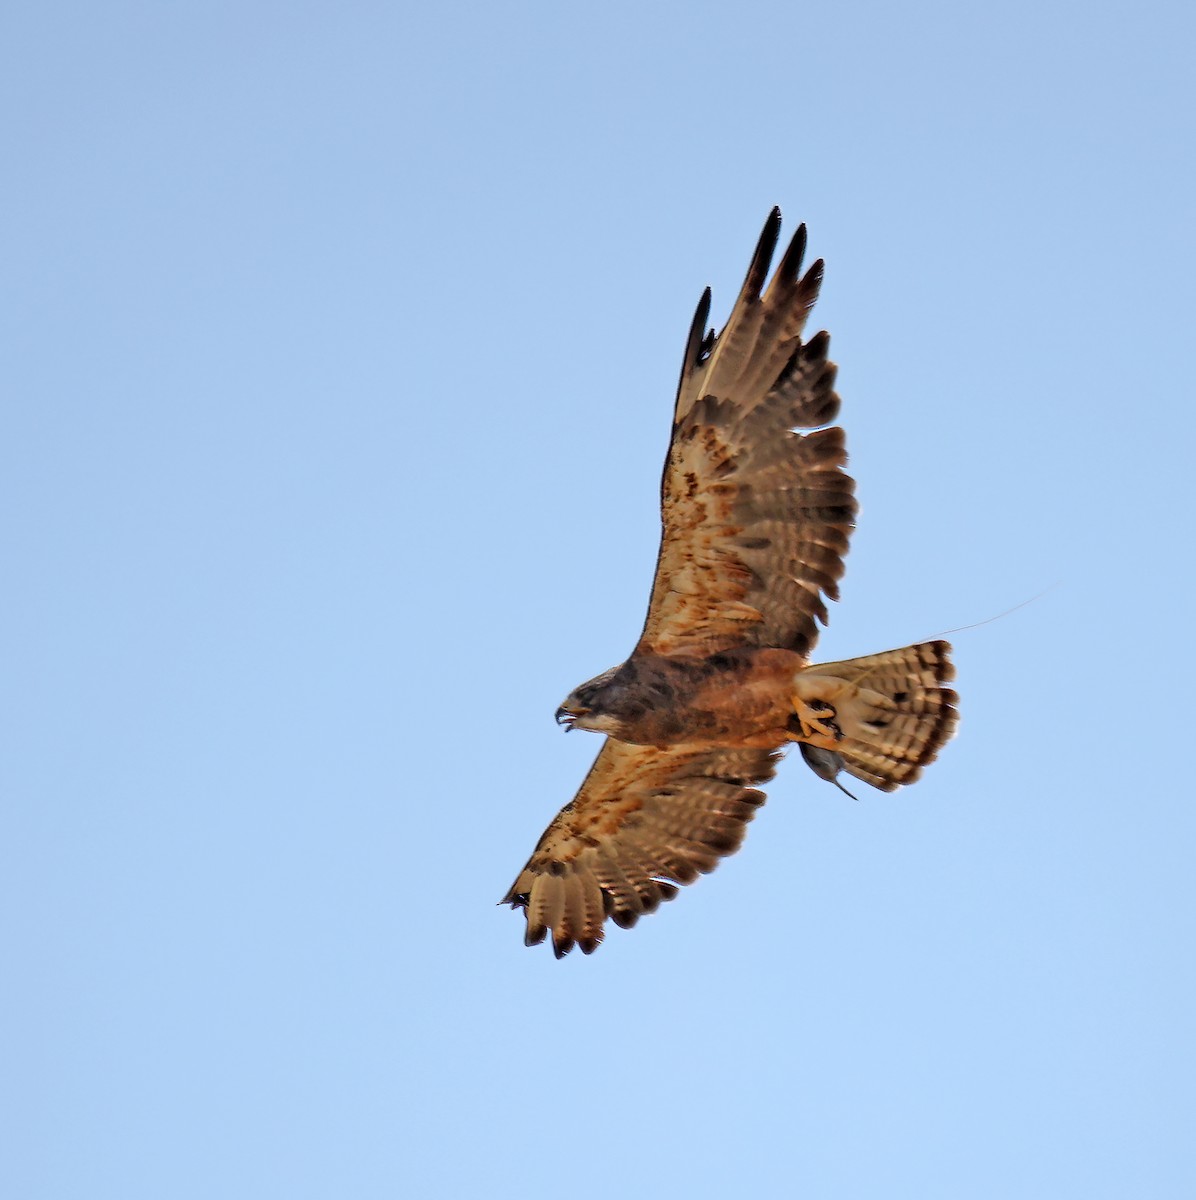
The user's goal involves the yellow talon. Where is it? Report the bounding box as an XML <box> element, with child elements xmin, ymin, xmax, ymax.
<box><xmin>791</xmin><ymin>697</ymin><xmax>841</xmax><ymax>746</ymax></box>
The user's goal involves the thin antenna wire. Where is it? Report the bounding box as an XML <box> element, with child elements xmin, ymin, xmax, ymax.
<box><xmin>927</xmin><ymin>581</ymin><xmax>1061</xmax><ymax>641</ymax></box>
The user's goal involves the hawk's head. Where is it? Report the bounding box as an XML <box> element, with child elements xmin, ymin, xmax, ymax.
<box><xmin>555</xmin><ymin>664</ymin><xmax>633</xmax><ymax>737</ymax></box>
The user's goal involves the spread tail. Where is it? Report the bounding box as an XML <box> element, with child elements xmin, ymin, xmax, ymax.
<box><xmin>791</xmin><ymin>640</ymin><xmax>958</xmax><ymax>792</ymax></box>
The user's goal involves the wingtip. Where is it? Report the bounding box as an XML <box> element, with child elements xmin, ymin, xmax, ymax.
<box><xmin>743</xmin><ymin>209</ymin><xmax>783</xmax><ymax>300</ymax></box>
<box><xmin>777</xmin><ymin>222</ymin><xmax>808</xmax><ymax>285</ymax></box>
<box><xmin>679</xmin><ymin>287</ymin><xmax>714</xmax><ymax>386</ymax></box>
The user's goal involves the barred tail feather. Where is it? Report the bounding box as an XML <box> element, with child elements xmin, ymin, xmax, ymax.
<box><xmin>794</xmin><ymin>640</ymin><xmax>958</xmax><ymax>792</ymax></box>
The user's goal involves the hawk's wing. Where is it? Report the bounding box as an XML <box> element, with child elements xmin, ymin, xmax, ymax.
<box><xmin>636</xmin><ymin>209</ymin><xmax>856</xmax><ymax>660</ymax></box>
<box><xmin>502</xmin><ymin>739</ymin><xmax>779</xmax><ymax>957</ymax></box>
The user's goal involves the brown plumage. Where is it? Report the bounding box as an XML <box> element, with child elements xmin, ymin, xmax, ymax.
<box><xmin>504</xmin><ymin>210</ymin><xmax>959</xmax><ymax>957</ymax></box>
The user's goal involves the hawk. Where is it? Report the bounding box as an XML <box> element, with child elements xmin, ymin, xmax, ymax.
<box><xmin>504</xmin><ymin>210</ymin><xmax>958</xmax><ymax>957</ymax></box>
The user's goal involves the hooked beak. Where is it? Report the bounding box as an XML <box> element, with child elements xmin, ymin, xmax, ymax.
<box><xmin>555</xmin><ymin>705</ymin><xmax>586</xmax><ymax>730</ymax></box>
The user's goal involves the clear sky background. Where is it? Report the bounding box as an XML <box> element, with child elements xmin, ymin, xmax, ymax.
<box><xmin>4</xmin><ymin>2</ymin><xmax>1194</xmax><ymax>1197</ymax></box>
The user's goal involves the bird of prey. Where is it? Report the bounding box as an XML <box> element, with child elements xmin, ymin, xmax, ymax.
<box><xmin>503</xmin><ymin>210</ymin><xmax>958</xmax><ymax>957</ymax></box>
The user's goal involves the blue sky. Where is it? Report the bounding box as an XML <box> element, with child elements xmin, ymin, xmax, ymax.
<box><xmin>4</xmin><ymin>2</ymin><xmax>1194</xmax><ymax>1196</ymax></box>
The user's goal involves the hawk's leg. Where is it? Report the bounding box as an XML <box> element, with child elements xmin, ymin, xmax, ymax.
<box><xmin>790</xmin><ymin>698</ymin><xmax>841</xmax><ymax>745</ymax></box>
<box><xmin>789</xmin><ymin>675</ymin><xmax>846</xmax><ymax>748</ymax></box>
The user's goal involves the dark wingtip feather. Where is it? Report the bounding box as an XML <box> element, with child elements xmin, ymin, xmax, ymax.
<box><xmin>692</xmin><ymin>287</ymin><xmax>712</xmax><ymax>348</ymax></box>
<box><xmin>801</xmin><ymin>258</ymin><xmax>825</xmax><ymax>301</ymax></box>
<box><xmin>743</xmin><ymin>208</ymin><xmax>783</xmax><ymax>300</ymax></box>
<box><xmin>552</xmin><ymin>935</ymin><xmax>575</xmax><ymax>959</ymax></box>
<box><xmin>777</xmin><ymin>222</ymin><xmax>807</xmax><ymax>284</ymax></box>
<box><xmin>804</xmin><ymin>329</ymin><xmax>830</xmax><ymax>359</ymax></box>
<box><xmin>524</xmin><ymin>922</ymin><xmax>547</xmax><ymax>947</ymax></box>
<box><xmin>679</xmin><ymin>287</ymin><xmax>713</xmax><ymax>387</ymax></box>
